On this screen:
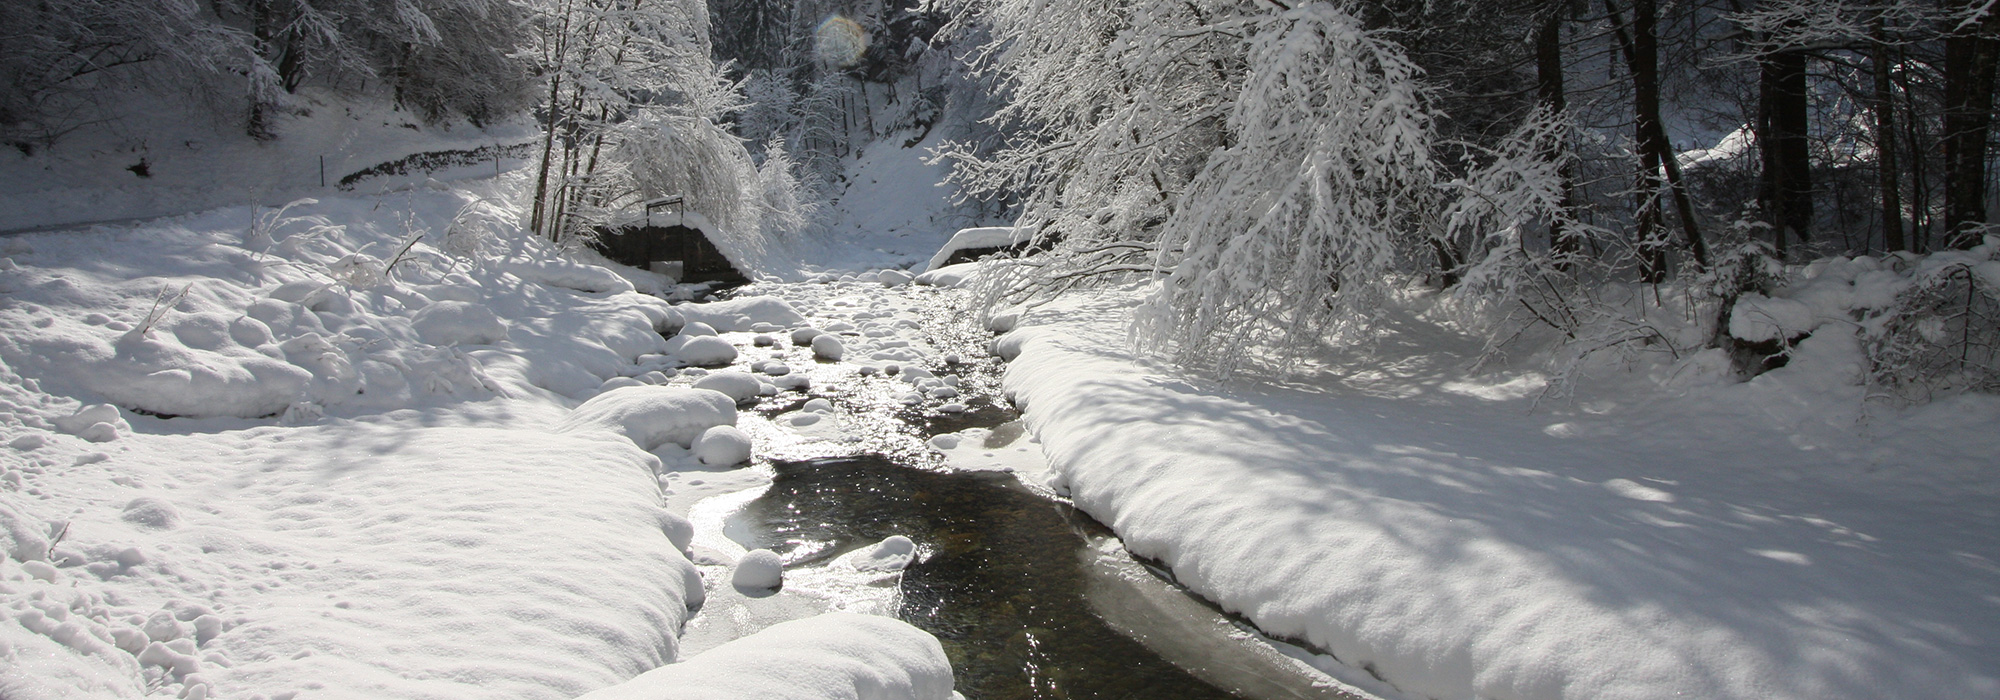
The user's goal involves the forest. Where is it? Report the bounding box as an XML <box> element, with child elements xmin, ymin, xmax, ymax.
<box><xmin>5</xmin><ymin>0</ymin><xmax>1998</xmax><ymax>402</ymax></box>
<box><xmin>4</xmin><ymin>2</ymin><xmax>1999</xmax><ymax>699</ymax></box>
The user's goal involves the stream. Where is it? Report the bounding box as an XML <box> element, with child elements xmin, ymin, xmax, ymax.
<box><xmin>665</xmin><ymin>278</ymin><xmax>1366</xmax><ymax>700</ymax></box>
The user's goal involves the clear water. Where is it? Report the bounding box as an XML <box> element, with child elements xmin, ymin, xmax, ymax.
<box><xmin>741</xmin><ymin>455</ymin><xmax>1253</xmax><ymax>700</ymax></box>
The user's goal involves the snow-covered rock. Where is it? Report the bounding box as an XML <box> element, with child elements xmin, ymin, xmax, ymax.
<box><xmin>811</xmin><ymin>334</ymin><xmax>844</xmax><ymax>361</ymax></box>
<box><xmin>1728</xmin><ymin>294</ymin><xmax>1816</xmax><ymax>343</ymax></box>
<box><xmin>679</xmin><ymin>321</ymin><xmax>719</xmax><ymax>337</ymax></box>
<box><xmin>573</xmin><ymin>613</ymin><xmax>954</xmax><ymax>700</ymax></box>
<box><xmin>411</xmin><ymin>301</ymin><xmax>507</xmax><ymax>346</ymax></box>
<box><xmin>692</xmin><ymin>425</ymin><xmax>753</xmax><ymax>467</ymax></box>
<box><xmin>673</xmin><ymin>336</ymin><xmax>738</xmax><ymax>366</ymax></box>
<box><xmin>557</xmin><ymin>386</ymin><xmax>737</xmax><ymax>450</ymax></box>
<box><xmin>877</xmin><ymin>269</ymin><xmax>914</xmax><ymax>287</ymax></box>
<box><xmin>915</xmin><ymin>263</ymin><xmax>981</xmax><ymax>288</ymax></box>
<box><xmin>791</xmin><ymin>327</ymin><xmax>824</xmax><ymax>345</ymax></box>
<box><xmin>677</xmin><ymin>296</ymin><xmax>807</xmax><ymax>332</ymax></box>
<box><xmin>691</xmin><ymin>372</ymin><xmax>764</xmax><ymax>403</ymax></box>
<box><xmin>732</xmin><ymin>549</ymin><xmax>784</xmax><ymax>591</ymax></box>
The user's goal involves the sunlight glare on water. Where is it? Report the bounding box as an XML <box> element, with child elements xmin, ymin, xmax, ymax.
<box><xmin>815</xmin><ymin>15</ymin><xmax>868</xmax><ymax>67</ymax></box>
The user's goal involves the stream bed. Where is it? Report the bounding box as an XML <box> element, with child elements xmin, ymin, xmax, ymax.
<box><xmin>671</xmin><ymin>279</ymin><xmax>1365</xmax><ymax>700</ymax></box>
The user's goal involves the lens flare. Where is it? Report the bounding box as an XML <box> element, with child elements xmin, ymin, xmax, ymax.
<box><xmin>814</xmin><ymin>15</ymin><xmax>868</xmax><ymax>67</ymax></box>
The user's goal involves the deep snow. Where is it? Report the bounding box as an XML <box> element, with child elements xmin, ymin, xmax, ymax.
<box><xmin>0</xmin><ymin>173</ymin><xmax>967</xmax><ymax>699</ymax></box>
<box><xmin>997</xmin><ymin>287</ymin><xmax>2000</xmax><ymax>700</ymax></box>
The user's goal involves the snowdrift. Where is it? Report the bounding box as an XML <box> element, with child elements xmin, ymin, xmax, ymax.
<box><xmin>1000</xmin><ymin>291</ymin><xmax>2000</xmax><ymax>700</ymax></box>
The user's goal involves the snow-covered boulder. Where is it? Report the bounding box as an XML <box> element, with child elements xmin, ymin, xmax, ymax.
<box><xmin>77</xmin><ymin>334</ymin><xmax>314</xmax><ymax>419</ymax></box>
<box><xmin>557</xmin><ymin>386</ymin><xmax>736</xmax><ymax>450</ymax></box>
<box><xmin>1729</xmin><ymin>294</ymin><xmax>1817</xmax><ymax>343</ymax></box>
<box><xmin>791</xmin><ymin>327</ymin><xmax>824</xmax><ymax>345</ymax></box>
<box><xmin>574</xmin><ymin>613</ymin><xmax>955</xmax><ymax>700</ymax></box>
<box><xmin>673</xmin><ymin>336</ymin><xmax>738</xmax><ymax>366</ymax></box>
<box><xmin>877</xmin><ymin>269</ymin><xmax>914</xmax><ymax>287</ymax></box>
<box><xmin>732</xmin><ymin>549</ymin><xmax>784</xmax><ymax>592</ymax></box>
<box><xmin>692</xmin><ymin>425</ymin><xmax>753</xmax><ymax>467</ymax></box>
<box><xmin>915</xmin><ymin>263</ymin><xmax>981</xmax><ymax>288</ymax></box>
<box><xmin>411</xmin><ymin>301</ymin><xmax>508</xmax><ymax>346</ymax></box>
<box><xmin>812</xmin><ymin>334</ymin><xmax>845</xmax><ymax>361</ymax></box>
<box><xmin>677</xmin><ymin>296</ymin><xmax>807</xmax><ymax>332</ymax></box>
<box><xmin>691</xmin><ymin>372</ymin><xmax>764</xmax><ymax>403</ymax></box>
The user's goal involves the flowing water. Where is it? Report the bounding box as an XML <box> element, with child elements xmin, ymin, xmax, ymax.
<box><xmin>685</xmin><ymin>281</ymin><xmax>1364</xmax><ymax>700</ymax></box>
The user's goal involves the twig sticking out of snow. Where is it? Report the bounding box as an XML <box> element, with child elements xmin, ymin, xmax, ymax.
<box><xmin>122</xmin><ymin>282</ymin><xmax>193</xmax><ymax>343</ymax></box>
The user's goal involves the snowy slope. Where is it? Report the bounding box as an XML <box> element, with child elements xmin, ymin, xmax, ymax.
<box><xmin>804</xmin><ymin>130</ymin><xmax>994</xmax><ymax>272</ymax></box>
<box><xmin>999</xmin><ymin>289</ymin><xmax>2000</xmax><ymax>700</ymax></box>
<box><xmin>0</xmin><ymin>88</ymin><xmax>534</xmax><ymax>233</ymax></box>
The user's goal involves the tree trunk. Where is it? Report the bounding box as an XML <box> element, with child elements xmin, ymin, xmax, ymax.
<box><xmin>1758</xmin><ymin>46</ymin><xmax>1813</xmax><ymax>254</ymax></box>
<box><xmin>1943</xmin><ymin>2</ymin><xmax>2000</xmax><ymax>249</ymax></box>
<box><xmin>1536</xmin><ymin>5</ymin><xmax>1580</xmax><ymax>265</ymax></box>
<box><xmin>1609</xmin><ymin>0</ymin><xmax>1708</xmax><ymax>281</ymax></box>
<box><xmin>1873</xmin><ymin>13</ymin><xmax>1906</xmax><ymax>252</ymax></box>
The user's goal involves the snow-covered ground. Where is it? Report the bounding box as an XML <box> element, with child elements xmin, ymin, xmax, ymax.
<box><xmin>0</xmin><ymin>174</ymin><xmax>964</xmax><ymax>699</ymax></box>
<box><xmin>994</xmin><ymin>285</ymin><xmax>2000</xmax><ymax>700</ymax></box>
<box><xmin>0</xmin><ymin>89</ymin><xmax>536</xmax><ymax>234</ymax></box>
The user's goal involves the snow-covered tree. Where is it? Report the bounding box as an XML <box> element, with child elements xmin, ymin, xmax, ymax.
<box><xmin>1139</xmin><ymin>3</ymin><xmax>1436</xmax><ymax>374</ymax></box>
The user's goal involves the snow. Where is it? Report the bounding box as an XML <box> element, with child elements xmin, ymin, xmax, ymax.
<box><xmin>672</xmin><ymin>336</ymin><xmax>740</xmax><ymax>367</ymax></box>
<box><xmin>572</xmin><ymin>613</ymin><xmax>955</xmax><ymax>700</ymax></box>
<box><xmin>920</xmin><ymin>227</ymin><xmax>1035</xmax><ymax>273</ymax></box>
<box><xmin>558</xmin><ymin>386</ymin><xmax>738</xmax><ymax>451</ymax></box>
<box><xmin>411</xmin><ymin>300</ymin><xmax>509</xmax><ymax>346</ymax></box>
<box><xmin>998</xmin><ymin>290</ymin><xmax>2000</xmax><ymax>700</ymax></box>
<box><xmin>691</xmin><ymin>372</ymin><xmax>766</xmax><ymax>403</ymax></box>
<box><xmin>732</xmin><ymin>549</ymin><xmax>785</xmax><ymax>592</ymax></box>
<box><xmin>692</xmin><ymin>425</ymin><xmax>754</xmax><ymax>467</ymax></box>
<box><xmin>811</xmin><ymin>334</ymin><xmax>845</xmax><ymax>361</ymax></box>
<box><xmin>499</xmin><ymin>258</ymin><xmax>637</xmax><ymax>295</ymax></box>
<box><xmin>678</xmin><ymin>296</ymin><xmax>807</xmax><ymax>331</ymax></box>
<box><xmin>0</xmin><ymin>175</ymin><xmax>972</xmax><ymax>699</ymax></box>
<box><xmin>0</xmin><ymin>89</ymin><xmax>538</xmax><ymax>234</ymax></box>
<box><xmin>913</xmin><ymin>263</ymin><xmax>982</xmax><ymax>288</ymax></box>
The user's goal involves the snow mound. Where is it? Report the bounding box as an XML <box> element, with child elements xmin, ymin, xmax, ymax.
<box><xmin>411</xmin><ymin>301</ymin><xmax>508</xmax><ymax>346</ymax></box>
<box><xmin>558</xmin><ymin>386</ymin><xmax>737</xmax><ymax>450</ymax></box>
<box><xmin>692</xmin><ymin>425</ymin><xmax>753</xmax><ymax>467</ymax></box>
<box><xmin>922</xmin><ymin>227</ymin><xmax>1035</xmax><ymax>272</ymax></box>
<box><xmin>76</xmin><ymin>333</ymin><xmax>314</xmax><ymax>419</ymax></box>
<box><xmin>731</xmin><ymin>549</ymin><xmax>784</xmax><ymax>592</ymax></box>
<box><xmin>677</xmin><ymin>296</ymin><xmax>807</xmax><ymax>332</ymax></box>
<box><xmin>877</xmin><ymin>270</ymin><xmax>914</xmax><ymax>287</ymax></box>
<box><xmin>914</xmin><ymin>263</ymin><xmax>982</xmax><ymax>288</ymax></box>
<box><xmin>574</xmin><ymin>613</ymin><xmax>954</xmax><ymax>700</ymax></box>
<box><xmin>501</xmin><ymin>259</ymin><xmax>636</xmax><ymax>294</ymax></box>
<box><xmin>673</xmin><ymin>336</ymin><xmax>738</xmax><ymax>367</ymax></box>
<box><xmin>811</xmin><ymin>334</ymin><xmax>845</xmax><ymax>361</ymax></box>
<box><xmin>691</xmin><ymin>372</ymin><xmax>764</xmax><ymax>403</ymax></box>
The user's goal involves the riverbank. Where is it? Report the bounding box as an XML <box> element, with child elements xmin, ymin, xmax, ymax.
<box><xmin>998</xmin><ymin>287</ymin><xmax>2000</xmax><ymax>700</ymax></box>
<box><xmin>0</xmin><ymin>183</ymin><xmax>956</xmax><ymax>700</ymax></box>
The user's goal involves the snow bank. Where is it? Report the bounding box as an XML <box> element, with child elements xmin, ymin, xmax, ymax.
<box><xmin>501</xmin><ymin>258</ymin><xmax>637</xmax><ymax>294</ymax></box>
<box><xmin>676</xmin><ymin>296</ymin><xmax>807</xmax><ymax>331</ymax></box>
<box><xmin>921</xmin><ymin>227</ymin><xmax>1035</xmax><ymax>273</ymax></box>
<box><xmin>0</xmin><ymin>423</ymin><xmax>700</xmax><ymax>700</ymax></box>
<box><xmin>558</xmin><ymin>386</ymin><xmax>737</xmax><ymax>450</ymax></box>
<box><xmin>574</xmin><ymin>613</ymin><xmax>955</xmax><ymax>700</ymax></box>
<box><xmin>1002</xmin><ymin>291</ymin><xmax>2000</xmax><ymax>700</ymax></box>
